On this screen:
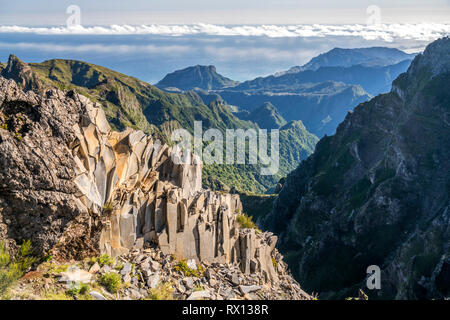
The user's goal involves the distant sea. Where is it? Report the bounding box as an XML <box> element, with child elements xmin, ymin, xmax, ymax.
<box><xmin>0</xmin><ymin>24</ymin><xmax>448</xmax><ymax>83</ymax></box>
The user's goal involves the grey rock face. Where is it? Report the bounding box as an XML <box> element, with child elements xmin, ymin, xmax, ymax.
<box><xmin>0</xmin><ymin>77</ymin><xmax>101</xmax><ymax>258</ymax></box>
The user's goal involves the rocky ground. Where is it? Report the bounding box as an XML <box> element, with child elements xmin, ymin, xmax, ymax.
<box><xmin>5</xmin><ymin>245</ymin><xmax>311</xmax><ymax>300</ymax></box>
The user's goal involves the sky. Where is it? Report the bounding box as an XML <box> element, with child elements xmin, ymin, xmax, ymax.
<box><xmin>0</xmin><ymin>0</ymin><xmax>449</xmax><ymax>25</ymax></box>
<box><xmin>0</xmin><ymin>1</ymin><xmax>448</xmax><ymax>83</ymax></box>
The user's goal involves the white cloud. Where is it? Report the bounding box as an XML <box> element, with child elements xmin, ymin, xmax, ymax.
<box><xmin>0</xmin><ymin>42</ymin><xmax>190</xmax><ymax>54</ymax></box>
<box><xmin>0</xmin><ymin>23</ymin><xmax>448</xmax><ymax>41</ymax></box>
<box><xmin>203</xmin><ymin>46</ymin><xmax>316</xmax><ymax>63</ymax></box>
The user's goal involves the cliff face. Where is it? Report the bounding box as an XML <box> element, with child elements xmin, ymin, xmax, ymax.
<box><xmin>0</xmin><ymin>55</ymin><xmax>319</xmax><ymax>194</ymax></box>
<box><xmin>0</xmin><ymin>75</ymin><xmax>304</xmax><ymax>297</ymax></box>
<box><xmin>263</xmin><ymin>38</ymin><xmax>450</xmax><ymax>299</ymax></box>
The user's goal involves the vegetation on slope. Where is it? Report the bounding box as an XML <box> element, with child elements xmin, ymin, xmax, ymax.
<box><xmin>0</xmin><ymin>241</ymin><xmax>38</xmax><ymax>297</ymax></box>
<box><xmin>263</xmin><ymin>38</ymin><xmax>450</xmax><ymax>299</ymax></box>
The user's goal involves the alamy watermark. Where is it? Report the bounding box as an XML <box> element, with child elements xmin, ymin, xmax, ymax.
<box><xmin>66</xmin><ymin>5</ymin><xmax>81</xmax><ymax>28</ymax></box>
<box><xmin>170</xmin><ymin>121</ymin><xmax>279</xmax><ymax>175</ymax></box>
<box><xmin>366</xmin><ymin>5</ymin><xmax>382</xmax><ymax>25</ymax></box>
<box><xmin>366</xmin><ymin>265</ymin><xmax>381</xmax><ymax>289</ymax></box>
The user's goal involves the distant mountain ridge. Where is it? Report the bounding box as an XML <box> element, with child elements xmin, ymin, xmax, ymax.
<box><xmin>156</xmin><ymin>65</ymin><xmax>239</xmax><ymax>91</ymax></box>
<box><xmin>276</xmin><ymin>46</ymin><xmax>415</xmax><ymax>76</ymax></box>
<box><xmin>212</xmin><ymin>81</ymin><xmax>371</xmax><ymax>137</ymax></box>
<box><xmin>0</xmin><ymin>55</ymin><xmax>252</xmax><ymax>137</ymax></box>
<box><xmin>234</xmin><ymin>59</ymin><xmax>412</xmax><ymax>96</ymax></box>
<box><xmin>157</xmin><ymin>46</ymin><xmax>414</xmax><ymax>138</ymax></box>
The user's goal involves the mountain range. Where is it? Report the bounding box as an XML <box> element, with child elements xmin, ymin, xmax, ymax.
<box><xmin>276</xmin><ymin>47</ymin><xmax>415</xmax><ymax>75</ymax></box>
<box><xmin>0</xmin><ymin>46</ymin><xmax>416</xmax><ymax>193</ymax></box>
<box><xmin>0</xmin><ymin>55</ymin><xmax>317</xmax><ymax>193</ymax></box>
<box><xmin>156</xmin><ymin>46</ymin><xmax>414</xmax><ymax>137</ymax></box>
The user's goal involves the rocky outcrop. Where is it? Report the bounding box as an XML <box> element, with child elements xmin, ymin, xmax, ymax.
<box><xmin>0</xmin><ymin>55</ymin><xmax>42</xmax><ymax>92</ymax></box>
<box><xmin>7</xmin><ymin>244</ymin><xmax>311</xmax><ymax>300</ymax></box>
<box><xmin>0</xmin><ymin>74</ymin><xmax>294</xmax><ymax>287</ymax></box>
<box><xmin>263</xmin><ymin>37</ymin><xmax>450</xmax><ymax>299</ymax></box>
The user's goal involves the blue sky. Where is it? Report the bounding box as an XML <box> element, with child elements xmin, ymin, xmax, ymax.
<box><xmin>0</xmin><ymin>0</ymin><xmax>449</xmax><ymax>25</ymax></box>
<box><xmin>0</xmin><ymin>1</ymin><xmax>448</xmax><ymax>83</ymax></box>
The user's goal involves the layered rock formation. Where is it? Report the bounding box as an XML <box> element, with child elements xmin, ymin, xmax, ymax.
<box><xmin>0</xmin><ymin>75</ymin><xmax>289</xmax><ymax>286</ymax></box>
<box><xmin>263</xmin><ymin>37</ymin><xmax>450</xmax><ymax>299</ymax></box>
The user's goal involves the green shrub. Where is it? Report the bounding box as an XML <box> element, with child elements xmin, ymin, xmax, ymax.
<box><xmin>272</xmin><ymin>257</ymin><xmax>278</xmax><ymax>268</ymax></box>
<box><xmin>87</xmin><ymin>254</ymin><xmax>115</xmax><ymax>268</ymax></box>
<box><xmin>147</xmin><ymin>282</ymin><xmax>174</xmax><ymax>300</ymax></box>
<box><xmin>42</xmin><ymin>254</ymin><xmax>52</xmax><ymax>263</ymax></box>
<box><xmin>236</xmin><ymin>214</ymin><xmax>259</xmax><ymax>230</ymax></box>
<box><xmin>44</xmin><ymin>291</ymin><xmax>74</xmax><ymax>300</ymax></box>
<box><xmin>97</xmin><ymin>254</ymin><xmax>114</xmax><ymax>267</ymax></box>
<box><xmin>0</xmin><ymin>240</ymin><xmax>38</xmax><ymax>296</ymax></box>
<box><xmin>79</xmin><ymin>283</ymin><xmax>90</xmax><ymax>295</ymax></box>
<box><xmin>174</xmin><ymin>260</ymin><xmax>205</xmax><ymax>278</ymax></box>
<box><xmin>66</xmin><ymin>283</ymin><xmax>90</xmax><ymax>297</ymax></box>
<box><xmin>47</xmin><ymin>263</ymin><xmax>69</xmax><ymax>275</ymax></box>
<box><xmin>14</xmin><ymin>132</ymin><xmax>22</xmax><ymax>141</ymax></box>
<box><xmin>102</xmin><ymin>202</ymin><xmax>114</xmax><ymax>214</ymax></box>
<box><xmin>66</xmin><ymin>284</ymin><xmax>81</xmax><ymax>297</ymax></box>
<box><xmin>98</xmin><ymin>272</ymin><xmax>122</xmax><ymax>294</ymax></box>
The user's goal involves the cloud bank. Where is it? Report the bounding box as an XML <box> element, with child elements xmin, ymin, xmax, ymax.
<box><xmin>0</xmin><ymin>23</ymin><xmax>449</xmax><ymax>42</ymax></box>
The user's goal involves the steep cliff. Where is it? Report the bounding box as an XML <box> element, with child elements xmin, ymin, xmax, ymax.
<box><xmin>263</xmin><ymin>37</ymin><xmax>450</xmax><ymax>299</ymax></box>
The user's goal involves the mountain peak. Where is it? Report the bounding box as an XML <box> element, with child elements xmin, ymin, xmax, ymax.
<box><xmin>392</xmin><ymin>37</ymin><xmax>450</xmax><ymax>100</ymax></box>
<box><xmin>276</xmin><ymin>46</ymin><xmax>414</xmax><ymax>76</ymax></box>
<box><xmin>409</xmin><ymin>36</ymin><xmax>450</xmax><ymax>78</ymax></box>
<box><xmin>279</xmin><ymin>119</ymin><xmax>307</xmax><ymax>131</ymax></box>
<box><xmin>5</xmin><ymin>54</ymin><xmax>28</xmax><ymax>74</ymax></box>
<box><xmin>157</xmin><ymin>65</ymin><xmax>239</xmax><ymax>91</ymax></box>
<box><xmin>248</xmin><ymin>102</ymin><xmax>287</xmax><ymax>129</ymax></box>
<box><xmin>1</xmin><ymin>54</ymin><xmax>40</xmax><ymax>91</ymax></box>
<box><xmin>198</xmin><ymin>64</ymin><xmax>216</xmax><ymax>71</ymax></box>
